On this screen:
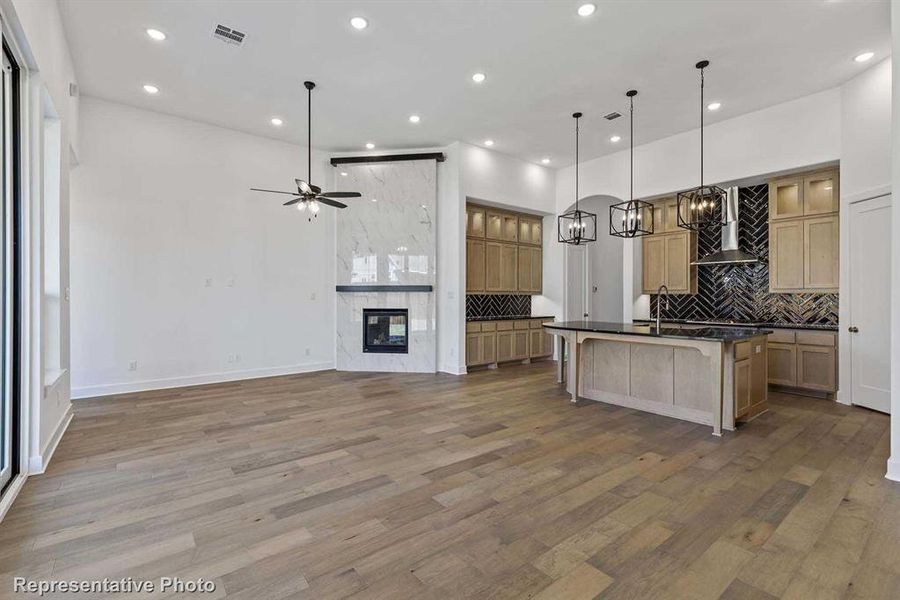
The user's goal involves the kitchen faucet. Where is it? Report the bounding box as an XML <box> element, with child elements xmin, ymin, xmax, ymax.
<box><xmin>655</xmin><ymin>285</ymin><xmax>669</xmax><ymax>329</ymax></box>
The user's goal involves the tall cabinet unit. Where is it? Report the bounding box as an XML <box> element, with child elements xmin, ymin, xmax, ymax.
<box><xmin>768</xmin><ymin>168</ymin><xmax>839</xmax><ymax>293</ymax></box>
<box><xmin>641</xmin><ymin>197</ymin><xmax>698</xmax><ymax>295</ymax></box>
<box><xmin>465</xmin><ymin>204</ymin><xmax>544</xmax><ymax>295</ymax></box>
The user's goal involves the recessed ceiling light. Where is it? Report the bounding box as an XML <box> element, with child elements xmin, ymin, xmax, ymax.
<box><xmin>609</xmin><ymin>135</ymin><xmax>621</xmax><ymax>143</ymax></box>
<box><xmin>340</xmin><ymin>171</ymin><xmax>348</xmax><ymax>177</ymax></box>
<box><xmin>854</xmin><ymin>51</ymin><xmax>874</xmax><ymax>63</ymax></box>
<box><xmin>371</xmin><ymin>198</ymin><xmax>378</xmax><ymax>202</ymax></box>
<box><xmin>471</xmin><ymin>72</ymin><xmax>486</xmax><ymax>83</ymax></box>
<box><xmin>541</xmin><ymin>158</ymin><xmax>551</xmax><ymax>164</ymax></box>
<box><xmin>408</xmin><ymin>115</ymin><xmax>421</xmax><ymax>123</ymax></box>
<box><xmin>365</xmin><ymin>142</ymin><xmax>375</xmax><ymax>149</ymax></box>
<box><xmin>350</xmin><ymin>16</ymin><xmax>368</xmax><ymax>30</ymax></box>
<box><xmin>146</xmin><ymin>28</ymin><xmax>166</xmax><ymax>41</ymax></box>
<box><xmin>270</xmin><ymin>117</ymin><xmax>283</xmax><ymax>126</ymax></box>
<box><xmin>483</xmin><ymin>139</ymin><xmax>494</xmax><ymax>146</ymax></box>
<box><xmin>577</xmin><ymin>3</ymin><xmax>596</xmax><ymax>17</ymax></box>
<box><xmin>707</xmin><ymin>102</ymin><xmax>722</xmax><ymax>111</ymax></box>
<box><xmin>143</xmin><ymin>84</ymin><xmax>159</xmax><ymax>95</ymax></box>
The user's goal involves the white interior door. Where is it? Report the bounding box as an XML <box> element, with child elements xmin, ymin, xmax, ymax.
<box><xmin>566</xmin><ymin>244</ymin><xmax>589</xmax><ymax>320</ymax></box>
<box><xmin>849</xmin><ymin>194</ymin><xmax>891</xmax><ymax>413</ymax></box>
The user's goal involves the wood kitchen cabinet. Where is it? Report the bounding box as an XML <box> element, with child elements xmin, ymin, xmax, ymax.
<box><xmin>466</xmin><ymin>239</ymin><xmax>485</xmax><ymax>293</ymax></box>
<box><xmin>642</xmin><ymin>230</ymin><xmax>697</xmax><ymax>294</ymax></box>
<box><xmin>466</xmin><ymin>203</ymin><xmax>545</xmax><ymax>295</ymax></box>
<box><xmin>517</xmin><ymin>246</ymin><xmax>543</xmax><ymax>294</ymax></box>
<box><xmin>768</xmin><ymin>168</ymin><xmax>839</xmax><ymax>293</ymax></box>
<box><xmin>466</xmin><ymin>206</ymin><xmax>485</xmax><ymax>237</ymax></box>
<box><xmin>803</xmin><ymin>215</ymin><xmax>839</xmax><ymax>291</ymax></box>
<box><xmin>766</xmin><ymin>329</ymin><xmax>837</xmax><ymax>394</ymax></box>
<box><xmin>734</xmin><ymin>359</ymin><xmax>752</xmax><ymax>417</ymax></box>
<box><xmin>466</xmin><ymin>318</ymin><xmax>554</xmax><ymax>368</ymax></box>
<box><xmin>769</xmin><ymin>220</ymin><xmax>805</xmax><ymax>291</ymax></box>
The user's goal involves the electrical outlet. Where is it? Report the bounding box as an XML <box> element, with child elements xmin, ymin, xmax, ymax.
<box><xmin>204</xmin><ymin>278</ymin><xmax>213</xmax><ymax>287</ymax></box>
<box><xmin>310</xmin><ymin>292</ymin><xmax>316</xmax><ymax>301</ymax></box>
<box><xmin>227</xmin><ymin>354</ymin><xmax>235</xmax><ymax>363</ymax></box>
<box><xmin>226</xmin><ymin>277</ymin><xmax>236</xmax><ymax>287</ymax></box>
<box><xmin>128</xmin><ymin>360</ymin><xmax>138</xmax><ymax>371</ymax></box>
<box><xmin>305</xmin><ymin>348</ymin><xmax>311</xmax><ymax>356</ymax></box>
<box><xmin>234</xmin><ymin>354</ymin><xmax>241</xmax><ymax>363</ymax></box>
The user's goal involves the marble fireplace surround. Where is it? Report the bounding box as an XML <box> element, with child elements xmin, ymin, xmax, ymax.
<box><xmin>333</xmin><ymin>157</ymin><xmax>439</xmax><ymax>373</ymax></box>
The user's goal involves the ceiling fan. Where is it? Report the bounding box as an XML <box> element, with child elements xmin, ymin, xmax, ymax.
<box><xmin>251</xmin><ymin>81</ymin><xmax>361</xmax><ymax>221</ymax></box>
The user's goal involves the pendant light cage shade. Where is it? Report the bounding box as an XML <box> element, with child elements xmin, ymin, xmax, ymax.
<box><xmin>609</xmin><ymin>90</ymin><xmax>654</xmax><ymax>239</ymax></box>
<box><xmin>677</xmin><ymin>60</ymin><xmax>727</xmax><ymax>232</ymax></box>
<box><xmin>609</xmin><ymin>199</ymin><xmax>653</xmax><ymax>238</ymax></box>
<box><xmin>558</xmin><ymin>208</ymin><xmax>598</xmax><ymax>245</ymax></box>
<box><xmin>676</xmin><ymin>185</ymin><xmax>727</xmax><ymax>231</ymax></box>
<box><xmin>558</xmin><ymin>111</ymin><xmax>597</xmax><ymax>246</ymax></box>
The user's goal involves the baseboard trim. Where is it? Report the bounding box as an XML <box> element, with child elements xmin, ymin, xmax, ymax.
<box><xmin>29</xmin><ymin>404</ymin><xmax>73</xmax><ymax>475</ymax></box>
<box><xmin>887</xmin><ymin>457</ymin><xmax>900</xmax><ymax>482</ymax></box>
<box><xmin>71</xmin><ymin>362</ymin><xmax>334</xmax><ymax>400</ymax></box>
<box><xmin>439</xmin><ymin>364</ymin><xmax>467</xmax><ymax>376</ymax></box>
<box><xmin>0</xmin><ymin>474</ymin><xmax>27</xmax><ymax>523</ymax></box>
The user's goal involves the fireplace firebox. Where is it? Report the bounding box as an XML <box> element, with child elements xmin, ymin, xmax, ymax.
<box><xmin>362</xmin><ymin>308</ymin><xmax>408</xmax><ymax>354</ymax></box>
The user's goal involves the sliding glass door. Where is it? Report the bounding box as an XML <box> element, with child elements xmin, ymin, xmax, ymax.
<box><xmin>0</xmin><ymin>41</ymin><xmax>19</xmax><ymax>495</ymax></box>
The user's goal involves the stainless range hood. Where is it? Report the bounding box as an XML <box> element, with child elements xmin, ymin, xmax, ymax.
<box><xmin>692</xmin><ymin>186</ymin><xmax>759</xmax><ymax>265</ymax></box>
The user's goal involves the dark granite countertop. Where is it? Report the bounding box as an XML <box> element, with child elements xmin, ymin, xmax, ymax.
<box><xmin>466</xmin><ymin>315</ymin><xmax>555</xmax><ymax>322</ymax></box>
<box><xmin>632</xmin><ymin>318</ymin><xmax>838</xmax><ymax>332</ymax></box>
<box><xmin>544</xmin><ymin>321</ymin><xmax>772</xmax><ymax>342</ymax></box>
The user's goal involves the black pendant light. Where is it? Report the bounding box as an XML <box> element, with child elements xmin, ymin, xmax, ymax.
<box><xmin>609</xmin><ymin>90</ymin><xmax>653</xmax><ymax>238</ymax></box>
<box><xmin>558</xmin><ymin>112</ymin><xmax>597</xmax><ymax>245</ymax></box>
<box><xmin>676</xmin><ymin>60</ymin><xmax>726</xmax><ymax>231</ymax></box>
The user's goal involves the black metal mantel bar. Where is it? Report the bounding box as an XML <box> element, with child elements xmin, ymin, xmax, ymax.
<box><xmin>336</xmin><ymin>285</ymin><xmax>434</xmax><ymax>293</ymax></box>
<box><xmin>330</xmin><ymin>152</ymin><xmax>445</xmax><ymax>166</ymax></box>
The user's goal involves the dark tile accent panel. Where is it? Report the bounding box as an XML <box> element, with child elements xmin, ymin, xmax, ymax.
<box><xmin>466</xmin><ymin>294</ymin><xmax>532</xmax><ymax>320</ymax></box>
<box><xmin>650</xmin><ymin>185</ymin><xmax>838</xmax><ymax>326</ymax></box>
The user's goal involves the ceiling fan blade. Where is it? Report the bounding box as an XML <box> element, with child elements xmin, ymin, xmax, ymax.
<box><xmin>282</xmin><ymin>197</ymin><xmax>304</xmax><ymax>206</ymax></box>
<box><xmin>295</xmin><ymin>179</ymin><xmax>313</xmax><ymax>194</ymax></box>
<box><xmin>319</xmin><ymin>191</ymin><xmax>362</xmax><ymax>198</ymax></box>
<box><xmin>317</xmin><ymin>197</ymin><xmax>348</xmax><ymax>209</ymax></box>
<box><xmin>251</xmin><ymin>187</ymin><xmax>300</xmax><ymax>196</ymax></box>
<box><xmin>310</xmin><ymin>183</ymin><xmax>321</xmax><ymax>194</ymax></box>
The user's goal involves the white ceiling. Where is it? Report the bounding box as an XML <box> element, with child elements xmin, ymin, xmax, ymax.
<box><xmin>58</xmin><ymin>0</ymin><xmax>890</xmax><ymax>167</ymax></box>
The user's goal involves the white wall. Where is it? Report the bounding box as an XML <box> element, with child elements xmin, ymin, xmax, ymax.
<box><xmin>839</xmin><ymin>58</ymin><xmax>893</xmax><ymax>407</ymax></box>
<box><xmin>436</xmin><ymin>143</ymin><xmax>465</xmax><ymax>374</ymax></box>
<box><xmin>70</xmin><ymin>98</ymin><xmax>334</xmax><ymax>397</ymax></box>
<box><xmin>888</xmin><ymin>0</ymin><xmax>900</xmax><ymax>482</ymax></box>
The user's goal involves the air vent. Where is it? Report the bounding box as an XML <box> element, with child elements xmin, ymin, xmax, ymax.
<box><xmin>603</xmin><ymin>112</ymin><xmax>622</xmax><ymax>121</ymax></box>
<box><xmin>212</xmin><ymin>24</ymin><xmax>246</xmax><ymax>46</ymax></box>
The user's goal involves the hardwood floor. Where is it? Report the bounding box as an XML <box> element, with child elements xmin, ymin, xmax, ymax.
<box><xmin>2</xmin><ymin>362</ymin><xmax>899</xmax><ymax>599</ymax></box>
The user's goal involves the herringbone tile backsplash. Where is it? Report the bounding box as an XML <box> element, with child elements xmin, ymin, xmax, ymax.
<box><xmin>466</xmin><ymin>294</ymin><xmax>532</xmax><ymax>319</ymax></box>
<box><xmin>650</xmin><ymin>185</ymin><xmax>838</xmax><ymax>326</ymax></box>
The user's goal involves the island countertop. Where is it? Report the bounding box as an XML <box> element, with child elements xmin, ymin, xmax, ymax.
<box><xmin>544</xmin><ymin>321</ymin><xmax>772</xmax><ymax>342</ymax></box>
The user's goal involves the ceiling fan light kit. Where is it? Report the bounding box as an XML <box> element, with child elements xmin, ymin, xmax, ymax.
<box><xmin>250</xmin><ymin>80</ymin><xmax>362</xmax><ymax>221</ymax></box>
<box><xmin>609</xmin><ymin>90</ymin><xmax>653</xmax><ymax>238</ymax></box>
<box><xmin>676</xmin><ymin>60</ymin><xmax>727</xmax><ymax>231</ymax></box>
<box><xmin>558</xmin><ymin>112</ymin><xmax>597</xmax><ymax>245</ymax></box>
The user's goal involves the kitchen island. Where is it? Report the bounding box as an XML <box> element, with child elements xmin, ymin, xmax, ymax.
<box><xmin>544</xmin><ymin>321</ymin><xmax>770</xmax><ymax>435</ymax></box>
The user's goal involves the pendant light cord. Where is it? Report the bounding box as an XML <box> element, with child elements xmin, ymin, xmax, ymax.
<box><xmin>574</xmin><ymin>114</ymin><xmax>580</xmax><ymax>212</ymax></box>
<box><xmin>307</xmin><ymin>85</ymin><xmax>312</xmax><ymax>182</ymax></box>
<box><xmin>699</xmin><ymin>66</ymin><xmax>704</xmax><ymax>187</ymax></box>
<box><xmin>630</xmin><ymin>96</ymin><xmax>634</xmax><ymax>203</ymax></box>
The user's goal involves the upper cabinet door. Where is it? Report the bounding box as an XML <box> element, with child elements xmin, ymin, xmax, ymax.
<box><xmin>769</xmin><ymin>220</ymin><xmax>805</xmax><ymax>291</ymax></box>
<box><xmin>466</xmin><ymin>206</ymin><xmax>485</xmax><ymax>237</ymax></box>
<box><xmin>499</xmin><ymin>244</ymin><xmax>518</xmax><ymax>291</ymax></box>
<box><xmin>651</xmin><ymin>203</ymin><xmax>666</xmax><ymax>233</ymax></box>
<box><xmin>530</xmin><ymin>247</ymin><xmax>542</xmax><ymax>294</ymax></box>
<box><xmin>642</xmin><ymin>236</ymin><xmax>666</xmax><ymax>293</ymax></box>
<box><xmin>664</xmin><ymin>198</ymin><xmax>684</xmax><ymax>232</ymax></box>
<box><xmin>531</xmin><ymin>220</ymin><xmax>543</xmax><ymax>245</ymax></box>
<box><xmin>803</xmin><ymin>171</ymin><xmax>839</xmax><ymax>216</ymax></box>
<box><xmin>517</xmin><ymin>218</ymin><xmax>542</xmax><ymax>246</ymax></box>
<box><xmin>665</xmin><ymin>232</ymin><xmax>690</xmax><ymax>293</ymax></box>
<box><xmin>501</xmin><ymin>214</ymin><xmax>518</xmax><ymax>242</ymax></box>
<box><xmin>803</xmin><ymin>215</ymin><xmax>839</xmax><ymax>290</ymax></box>
<box><xmin>485</xmin><ymin>211</ymin><xmax>503</xmax><ymax>240</ymax></box>
<box><xmin>484</xmin><ymin>241</ymin><xmax>503</xmax><ymax>291</ymax></box>
<box><xmin>466</xmin><ymin>239</ymin><xmax>486</xmax><ymax>293</ymax></box>
<box><xmin>769</xmin><ymin>177</ymin><xmax>804</xmax><ymax>221</ymax></box>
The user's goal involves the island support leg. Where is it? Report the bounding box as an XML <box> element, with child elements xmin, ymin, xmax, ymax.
<box><xmin>556</xmin><ymin>335</ymin><xmax>565</xmax><ymax>384</ymax></box>
<box><xmin>569</xmin><ymin>334</ymin><xmax>580</xmax><ymax>403</ymax></box>
<box><xmin>712</xmin><ymin>342</ymin><xmax>724</xmax><ymax>437</ymax></box>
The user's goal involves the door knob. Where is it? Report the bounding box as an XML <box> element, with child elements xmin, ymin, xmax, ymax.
<box><xmin>848</xmin><ymin>326</ymin><xmax>859</xmax><ymax>333</ymax></box>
